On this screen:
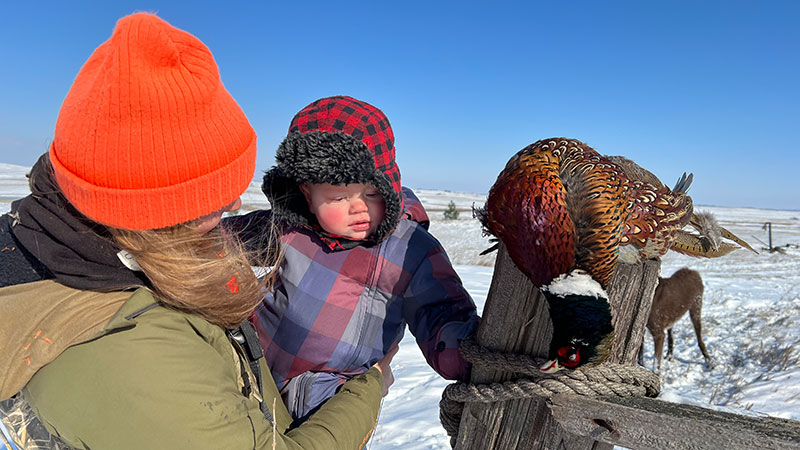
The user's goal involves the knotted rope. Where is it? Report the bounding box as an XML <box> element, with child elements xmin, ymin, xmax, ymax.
<box><xmin>439</xmin><ymin>338</ymin><xmax>660</xmax><ymax>447</ymax></box>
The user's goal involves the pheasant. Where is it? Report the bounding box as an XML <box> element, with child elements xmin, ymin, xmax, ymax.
<box><xmin>476</xmin><ymin>138</ymin><xmax>752</xmax><ymax>373</ymax></box>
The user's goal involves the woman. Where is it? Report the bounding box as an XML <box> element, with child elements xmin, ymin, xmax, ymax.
<box><xmin>0</xmin><ymin>13</ymin><xmax>393</xmax><ymax>450</ymax></box>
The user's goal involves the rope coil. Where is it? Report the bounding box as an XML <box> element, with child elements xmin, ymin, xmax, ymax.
<box><xmin>440</xmin><ymin>338</ymin><xmax>660</xmax><ymax>446</ymax></box>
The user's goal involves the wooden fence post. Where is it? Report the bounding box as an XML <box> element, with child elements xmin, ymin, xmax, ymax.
<box><xmin>764</xmin><ymin>222</ymin><xmax>773</xmax><ymax>252</ymax></box>
<box><xmin>454</xmin><ymin>245</ymin><xmax>660</xmax><ymax>449</ymax></box>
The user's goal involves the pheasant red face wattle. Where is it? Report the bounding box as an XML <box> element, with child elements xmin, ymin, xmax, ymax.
<box><xmin>558</xmin><ymin>345</ymin><xmax>581</xmax><ymax>368</ymax></box>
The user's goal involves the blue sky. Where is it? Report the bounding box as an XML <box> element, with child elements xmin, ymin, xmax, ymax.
<box><xmin>1</xmin><ymin>1</ymin><xmax>798</xmax><ymax>209</ymax></box>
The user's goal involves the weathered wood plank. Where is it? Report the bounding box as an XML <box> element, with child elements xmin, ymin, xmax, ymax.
<box><xmin>606</xmin><ymin>259</ymin><xmax>660</xmax><ymax>365</ymax></box>
<box><xmin>550</xmin><ymin>394</ymin><xmax>800</xmax><ymax>450</ymax></box>
<box><xmin>454</xmin><ymin>245</ymin><xmax>661</xmax><ymax>449</ymax></box>
<box><xmin>455</xmin><ymin>246</ymin><xmax>561</xmax><ymax>450</ymax></box>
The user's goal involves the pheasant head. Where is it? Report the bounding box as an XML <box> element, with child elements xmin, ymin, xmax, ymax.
<box><xmin>539</xmin><ymin>270</ymin><xmax>615</xmax><ymax>373</ymax></box>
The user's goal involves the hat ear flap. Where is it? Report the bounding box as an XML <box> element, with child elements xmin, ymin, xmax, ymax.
<box><xmin>298</xmin><ymin>184</ymin><xmax>314</xmax><ymax>210</ymax></box>
<box><xmin>262</xmin><ymin>168</ymin><xmax>314</xmax><ymax>228</ymax></box>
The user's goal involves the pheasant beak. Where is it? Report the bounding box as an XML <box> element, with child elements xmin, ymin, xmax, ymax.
<box><xmin>540</xmin><ymin>359</ymin><xmax>562</xmax><ymax>373</ymax></box>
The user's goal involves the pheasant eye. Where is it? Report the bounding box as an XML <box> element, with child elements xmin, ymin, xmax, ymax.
<box><xmin>557</xmin><ymin>345</ymin><xmax>581</xmax><ymax>368</ymax></box>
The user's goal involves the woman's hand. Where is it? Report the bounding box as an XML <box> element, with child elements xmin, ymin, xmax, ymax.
<box><xmin>373</xmin><ymin>343</ymin><xmax>399</xmax><ymax>397</ymax></box>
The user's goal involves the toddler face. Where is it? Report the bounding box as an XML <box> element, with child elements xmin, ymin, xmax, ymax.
<box><xmin>300</xmin><ymin>183</ymin><xmax>386</xmax><ymax>240</ymax></box>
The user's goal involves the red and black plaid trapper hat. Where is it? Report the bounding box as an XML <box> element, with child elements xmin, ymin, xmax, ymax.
<box><xmin>263</xmin><ymin>96</ymin><xmax>403</xmax><ymax>245</ymax></box>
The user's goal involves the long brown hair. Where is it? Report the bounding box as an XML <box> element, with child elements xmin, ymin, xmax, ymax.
<box><xmin>111</xmin><ymin>222</ymin><xmax>277</xmax><ymax>329</ymax></box>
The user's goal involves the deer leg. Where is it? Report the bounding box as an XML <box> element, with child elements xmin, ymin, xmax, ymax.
<box><xmin>652</xmin><ymin>330</ymin><xmax>666</xmax><ymax>374</ymax></box>
<box><xmin>689</xmin><ymin>302</ymin><xmax>713</xmax><ymax>368</ymax></box>
<box><xmin>666</xmin><ymin>328</ymin><xmax>674</xmax><ymax>360</ymax></box>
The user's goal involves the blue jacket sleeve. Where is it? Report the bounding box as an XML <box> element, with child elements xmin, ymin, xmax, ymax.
<box><xmin>401</xmin><ymin>231</ymin><xmax>480</xmax><ymax>381</ymax></box>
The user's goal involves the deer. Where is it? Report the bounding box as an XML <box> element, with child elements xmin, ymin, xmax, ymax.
<box><xmin>642</xmin><ymin>267</ymin><xmax>713</xmax><ymax>373</ymax></box>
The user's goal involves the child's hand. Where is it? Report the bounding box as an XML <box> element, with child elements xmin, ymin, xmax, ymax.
<box><xmin>373</xmin><ymin>343</ymin><xmax>399</xmax><ymax>397</ymax></box>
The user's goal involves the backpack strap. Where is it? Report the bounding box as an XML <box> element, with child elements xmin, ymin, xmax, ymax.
<box><xmin>228</xmin><ymin>321</ymin><xmax>274</xmax><ymax>425</ymax></box>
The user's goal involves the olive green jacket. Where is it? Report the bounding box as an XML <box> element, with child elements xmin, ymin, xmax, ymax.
<box><xmin>0</xmin><ymin>280</ymin><xmax>382</xmax><ymax>449</ymax></box>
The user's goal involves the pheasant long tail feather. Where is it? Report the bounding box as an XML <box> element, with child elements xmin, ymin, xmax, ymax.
<box><xmin>670</xmin><ymin>230</ymin><xmax>741</xmax><ymax>258</ymax></box>
<box><xmin>720</xmin><ymin>226</ymin><xmax>759</xmax><ymax>254</ymax></box>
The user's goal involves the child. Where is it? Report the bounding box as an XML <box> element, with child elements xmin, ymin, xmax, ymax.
<box><xmin>229</xmin><ymin>95</ymin><xmax>480</xmax><ymax>421</ymax></box>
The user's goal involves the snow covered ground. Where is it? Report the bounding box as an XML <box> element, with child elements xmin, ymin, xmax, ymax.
<box><xmin>2</xmin><ymin>162</ymin><xmax>799</xmax><ymax>449</ymax></box>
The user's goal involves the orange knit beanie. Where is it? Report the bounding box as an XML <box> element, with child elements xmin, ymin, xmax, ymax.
<box><xmin>50</xmin><ymin>13</ymin><xmax>256</xmax><ymax>230</ymax></box>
